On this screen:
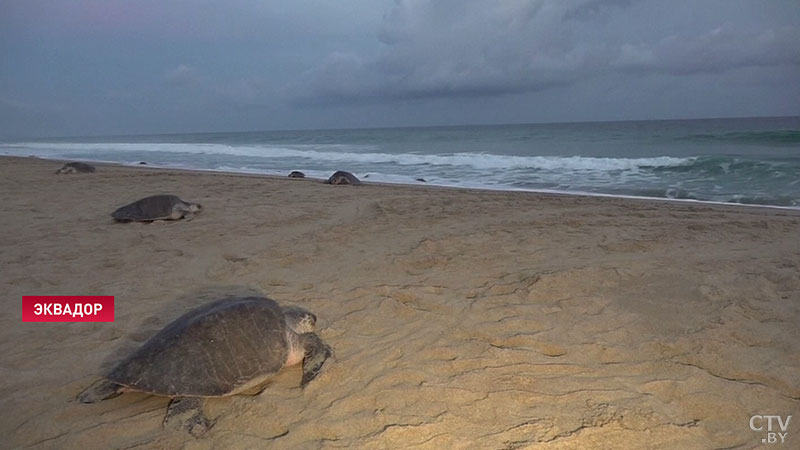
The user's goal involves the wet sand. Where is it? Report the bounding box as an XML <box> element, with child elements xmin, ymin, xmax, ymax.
<box><xmin>1</xmin><ymin>155</ymin><xmax>798</xmax><ymax>449</ymax></box>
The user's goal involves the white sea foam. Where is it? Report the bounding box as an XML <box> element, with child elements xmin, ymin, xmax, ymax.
<box><xmin>1</xmin><ymin>142</ymin><xmax>694</xmax><ymax>172</ymax></box>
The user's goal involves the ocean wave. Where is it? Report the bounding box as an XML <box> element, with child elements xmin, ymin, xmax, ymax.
<box><xmin>652</xmin><ymin>155</ymin><xmax>796</xmax><ymax>176</ymax></box>
<box><xmin>2</xmin><ymin>139</ymin><xmax>798</xmax><ymax>207</ymax></box>
<box><xmin>683</xmin><ymin>130</ymin><xmax>800</xmax><ymax>145</ymax></box>
<box><xmin>1</xmin><ymin>142</ymin><xmax>695</xmax><ymax>172</ymax></box>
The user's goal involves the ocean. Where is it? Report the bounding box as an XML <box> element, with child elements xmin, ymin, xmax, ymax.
<box><xmin>2</xmin><ymin>116</ymin><xmax>799</xmax><ymax>208</ymax></box>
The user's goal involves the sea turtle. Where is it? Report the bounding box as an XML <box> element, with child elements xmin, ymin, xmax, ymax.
<box><xmin>77</xmin><ymin>296</ymin><xmax>332</xmax><ymax>436</ymax></box>
<box><xmin>288</xmin><ymin>171</ymin><xmax>305</xmax><ymax>178</ymax></box>
<box><xmin>111</xmin><ymin>194</ymin><xmax>202</xmax><ymax>222</ymax></box>
<box><xmin>56</xmin><ymin>162</ymin><xmax>96</xmax><ymax>174</ymax></box>
<box><xmin>326</xmin><ymin>171</ymin><xmax>361</xmax><ymax>185</ymax></box>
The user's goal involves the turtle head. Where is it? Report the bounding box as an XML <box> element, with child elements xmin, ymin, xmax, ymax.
<box><xmin>283</xmin><ymin>305</ymin><xmax>317</xmax><ymax>333</ymax></box>
<box><xmin>189</xmin><ymin>203</ymin><xmax>202</xmax><ymax>213</ymax></box>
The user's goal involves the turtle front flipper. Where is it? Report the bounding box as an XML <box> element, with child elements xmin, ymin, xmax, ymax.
<box><xmin>299</xmin><ymin>333</ymin><xmax>332</xmax><ymax>387</ymax></box>
<box><xmin>173</xmin><ymin>203</ymin><xmax>197</xmax><ymax>221</ymax></box>
<box><xmin>77</xmin><ymin>378</ymin><xmax>123</xmax><ymax>403</ymax></box>
<box><xmin>164</xmin><ymin>397</ymin><xmax>212</xmax><ymax>437</ymax></box>
<box><xmin>170</xmin><ymin>204</ymin><xmax>189</xmax><ymax>220</ymax></box>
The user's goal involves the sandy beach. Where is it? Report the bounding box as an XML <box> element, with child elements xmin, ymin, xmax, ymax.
<box><xmin>1</xmin><ymin>155</ymin><xmax>798</xmax><ymax>449</ymax></box>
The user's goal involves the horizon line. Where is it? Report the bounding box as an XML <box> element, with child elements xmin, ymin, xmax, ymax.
<box><xmin>3</xmin><ymin>113</ymin><xmax>799</xmax><ymax>141</ymax></box>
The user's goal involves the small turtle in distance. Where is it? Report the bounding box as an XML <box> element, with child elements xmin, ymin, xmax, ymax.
<box><xmin>77</xmin><ymin>296</ymin><xmax>332</xmax><ymax>436</ymax></box>
<box><xmin>288</xmin><ymin>171</ymin><xmax>306</xmax><ymax>178</ymax></box>
<box><xmin>56</xmin><ymin>162</ymin><xmax>96</xmax><ymax>174</ymax></box>
<box><xmin>111</xmin><ymin>195</ymin><xmax>201</xmax><ymax>222</ymax></box>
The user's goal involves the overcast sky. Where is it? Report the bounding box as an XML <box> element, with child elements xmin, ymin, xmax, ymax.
<box><xmin>1</xmin><ymin>0</ymin><xmax>799</xmax><ymax>137</ymax></box>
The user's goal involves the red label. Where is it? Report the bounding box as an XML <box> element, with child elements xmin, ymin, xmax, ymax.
<box><xmin>22</xmin><ymin>296</ymin><xmax>115</xmax><ymax>322</ymax></box>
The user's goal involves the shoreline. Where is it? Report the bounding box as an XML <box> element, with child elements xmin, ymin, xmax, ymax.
<box><xmin>2</xmin><ymin>155</ymin><xmax>799</xmax><ymax>449</ymax></box>
<box><xmin>7</xmin><ymin>154</ymin><xmax>800</xmax><ymax>212</ymax></box>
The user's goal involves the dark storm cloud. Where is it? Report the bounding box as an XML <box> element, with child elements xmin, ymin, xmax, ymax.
<box><xmin>0</xmin><ymin>0</ymin><xmax>798</xmax><ymax>136</ymax></box>
<box><xmin>639</xmin><ymin>26</ymin><xmax>800</xmax><ymax>75</ymax></box>
<box><xmin>295</xmin><ymin>0</ymin><xmax>800</xmax><ymax>105</ymax></box>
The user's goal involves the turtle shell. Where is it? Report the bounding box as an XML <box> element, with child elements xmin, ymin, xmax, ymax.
<box><xmin>111</xmin><ymin>195</ymin><xmax>187</xmax><ymax>221</ymax></box>
<box><xmin>108</xmin><ymin>297</ymin><xmax>289</xmax><ymax>397</ymax></box>
<box><xmin>327</xmin><ymin>171</ymin><xmax>361</xmax><ymax>185</ymax></box>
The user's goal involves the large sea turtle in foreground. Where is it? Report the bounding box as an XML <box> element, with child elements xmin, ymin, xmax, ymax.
<box><xmin>111</xmin><ymin>194</ymin><xmax>202</xmax><ymax>222</ymax></box>
<box><xmin>326</xmin><ymin>171</ymin><xmax>361</xmax><ymax>185</ymax></box>
<box><xmin>77</xmin><ymin>297</ymin><xmax>332</xmax><ymax>436</ymax></box>
<box><xmin>56</xmin><ymin>162</ymin><xmax>96</xmax><ymax>174</ymax></box>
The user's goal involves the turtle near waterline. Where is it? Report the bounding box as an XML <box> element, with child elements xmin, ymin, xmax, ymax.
<box><xmin>326</xmin><ymin>171</ymin><xmax>361</xmax><ymax>185</ymax></box>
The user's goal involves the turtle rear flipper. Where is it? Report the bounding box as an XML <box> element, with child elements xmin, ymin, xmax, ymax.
<box><xmin>77</xmin><ymin>378</ymin><xmax>123</xmax><ymax>403</ymax></box>
<box><xmin>164</xmin><ymin>397</ymin><xmax>212</xmax><ymax>437</ymax></box>
<box><xmin>300</xmin><ymin>333</ymin><xmax>332</xmax><ymax>387</ymax></box>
